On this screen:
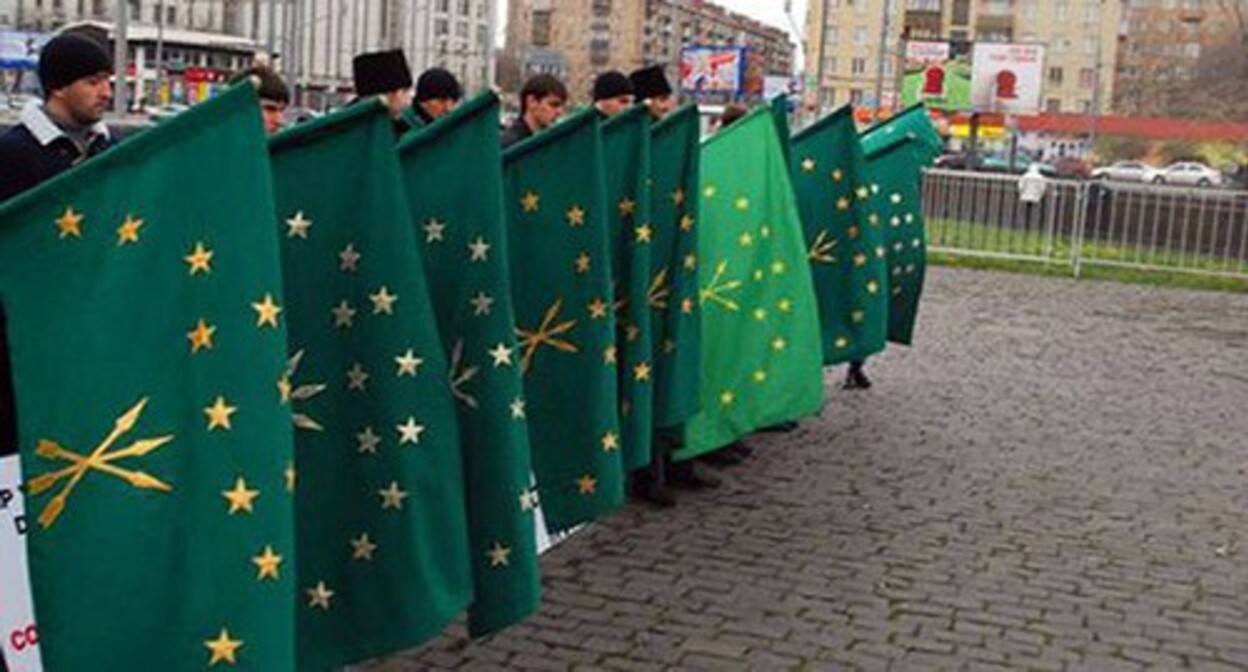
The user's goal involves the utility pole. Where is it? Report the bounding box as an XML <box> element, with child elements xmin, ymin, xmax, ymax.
<box><xmin>113</xmin><ymin>0</ymin><xmax>129</xmax><ymax>113</ymax></box>
<box><xmin>154</xmin><ymin>0</ymin><xmax>166</xmax><ymax>107</ymax></box>
<box><xmin>812</xmin><ymin>0</ymin><xmax>830</xmax><ymax>116</ymax></box>
<box><xmin>872</xmin><ymin>0</ymin><xmax>894</xmax><ymax>119</ymax></box>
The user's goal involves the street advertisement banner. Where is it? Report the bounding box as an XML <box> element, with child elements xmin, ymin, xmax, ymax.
<box><xmin>0</xmin><ymin>456</ymin><xmax>42</xmax><ymax>672</ymax></box>
<box><xmin>0</xmin><ymin>31</ymin><xmax>48</xmax><ymax>71</ymax></box>
<box><xmin>971</xmin><ymin>43</ymin><xmax>1046</xmax><ymax>114</ymax></box>
<box><xmin>901</xmin><ymin>40</ymin><xmax>973</xmax><ymax>111</ymax></box>
<box><xmin>680</xmin><ymin>45</ymin><xmax>746</xmax><ymax>95</ymax></box>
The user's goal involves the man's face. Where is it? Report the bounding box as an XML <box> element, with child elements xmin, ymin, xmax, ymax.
<box><xmin>260</xmin><ymin>99</ymin><xmax>287</xmax><ymax>135</ymax></box>
<box><xmin>527</xmin><ymin>94</ymin><xmax>566</xmax><ymax>130</ymax></box>
<box><xmin>422</xmin><ymin>97</ymin><xmax>457</xmax><ymax>120</ymax></box>
<box><xmin>382</xmin><ymin>89</ymin><xmax>413</xmax><ymax>119</ymax></box>
<box><xmin>596</xmin><ymin>94</ymin><xmax>634</xmax><ymax>118</ymax></box>
<box><xmin>647</xmin><ymin>94</ymin><xmax>676</xmax><ymax>119</ymax></box>
<box><xmin>53</xmin><ymin>72</ymin><xmax>112</xmax><ymax>125</ymax></box>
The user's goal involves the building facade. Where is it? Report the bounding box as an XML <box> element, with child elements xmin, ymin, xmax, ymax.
<box><xmin>5</xmin><ymin>0</ymin><xmax>497</xmax><ymax>105</ymax></box>
<box><xmin>505</xmin><ymin>0</ymin><xmax>794</xmax><ymax>104</ymax></box>
<box><xmin>805</xmin><ymin>0</ymin><xmax>1121</xmax><ymax>117</ymax></box>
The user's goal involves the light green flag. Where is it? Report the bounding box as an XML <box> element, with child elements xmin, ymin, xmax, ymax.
<box><xmin>398</xmin><ymin>93</ymin><xmax>540</xmax><ymax>637</ymax></box>
<box><xmin>648</xmin><ymin>105</ymin><xmax>703</xmax><ymax>429</ymax></box>
<box><xmin>600</xmin><ymin>106</ymin><xmax>655</xmax><ymax>471</ymax></box>
<box><xmin>0</xmin><ymin>86</ymin><xmax>296</xmax><ymax>670</ymax></box>
<box><xmin>677</xmin><ymin>109</ymin><xmax>825</xmax><ymax>460</ymax></box>
<box><xmin>502</xmin><ymin>110</ymin><xmax>625</xmax><ymax>534</ymax></box>
<box><xmin>790</xmin><ymin>106</ymin><xmax>889</xmax><ymax>365</ymax></box>
<box><xmin>268</xmin><ymin>102</ymin><xmax>472</xmax><ymax>668</ymax></box>
<box><xmin>865</xmin><ymin>134</ymin><xmax>929</xmax><ymax>346</ymax></box>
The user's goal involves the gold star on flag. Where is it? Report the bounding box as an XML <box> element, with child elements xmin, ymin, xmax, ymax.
<box><xmin>286</xmin><ymin>211</ymin><xmax>312</xmax><ymax>238</ymax></box>
<box><xmin>771</xmin><ymin>261</ymin><xmax>787</xmax><ymax>275</ymax></box>
<box><xmin>720</xmin><ymin>390</ymin><xmax>736</xmax><ymax>406</ymax></box>
<box><xmin>397</xmin><ymin>417</ymin><xmax>425</xmax><ymax>445</ymax></box>
<box><xmin>832</xmin><ymin>168</ymin><xmax>844</xmax><ymax>182</ymax></box>
<box><xmin>635</xmin><ymin>224</ymin><xmax>653</xmax><ymax>243</ymax></box>
<box><xmin>857</xmin><ymin>186</ymin><xmax>871</xmax><ymax>200</ymax></box>
<box><xmin>423</xmin><ymin>217</ymin><xmax>447</xmax><ymax>243</ymax></box>
<box><xmin>521</xmin><ymin>190</ymin><xmax>540</xmax><ymax>213</ymax></box>
<box><xmin>626</xmin><ymin>324</ymin><xmax>642</xmax><ymax>342</ymax></box>
<box><xmin>577</xmin><ymin>474</ymin><xmax>597</xmax><ymax>495</ymax></box>
<box><xmin>487</xmin><ymin>542</ymin><xmax>512</xmax><ymax>567</ymax></box>
<box><xmin>852</xmin><ymin>310</ymin><xmax>866</xmax><ymax>323</ymax></box>
<box><xmin>510</xmin><ymin>397</ymin><xmax>527</xmax><ymax>420</ymax></box>
<box><xmin>116</xmin><ymin>214</ymin><xmax>143</xmax><ymax>245</ymax></box>
<box><xmin>285</xmin><ymin>463</ymin><xmax>296</xmax><ymax>492</ymax></box>
<box><xmin>801</xmin><ymin>157</ymin><xmax>817</xmax><ymax>173</ymax></box>
<box><xmin>905</xmin><ymin>213</ymin><xmax>915</xmax><ymax>224</ymax></box>
<box><xmin>618</xmin><ymin>198</ymin><xmax>636</xmax><ymax>217</ymax></box>
<box><xmin>603</xmin><ymin>345</ymin><xmax>618</xmax><ymax>365</ymax></box>
<box><xmin>346</xmin><ymin>363</ymin><xmax>370</xmax><ymax>391</ymax></box>
<box><xmin>468</xmin><ymin>236</ymin><xmax>491</xmax><ymax>262</ymax></box>
<box><xmin>378</xmin><ymin>482</ymin><xmax>409</xmax><ymax>510</ymax></box>
<box><xmin>772</xmin><ymin>337</ymin><xmax>788</xmax><ymax>352</ymax></box>
<box><xmin>565</xmin><ymin>205</ymin><xmax>587</xmax><ymax>228</ymax></box>
<box><xmin>853</xmin><ymin>253</ymin><xmax>867</xmax><ymax>267</ymax></box>
<box><xmin>891</xmin><ymin>215</ymin><xmax>902</xmax><ymax>227</ymax></box>
<box><xmin>204</xmin><ymin>396</ymin><xmax>237</xmax><ymax>431</ymax></box>
<box><xmin>489</xmin><ymin>343</ymin><xmax>514</xmax><ymax>368</ymax></box>
<box><xmin>671</xmin><ymin>188</ymin><xmax>686</xmax><ymax>206</ymax></box>
<box><xmin>836</xmin><ymin>197</ymin><xmax>851</xmax><ymax>211</ymax></box>
<box><xmin>735</xmin><ymin>196</ymin><xmax>751</xmax><ymax>211</ymax></box>
<box><xmin>663</xmin><ymin>339</ymin><xmax>677</xmax><ymax>354</ymax></box>
<box><xmin>339</xmin><ymin>244</ymin><xmax>361</xmax><ymax>272</ymax></box>
<box><xmin>738</xmin><ymin>232</ymin><xmax>754</xmax><ymax>247</ymax></box>
<box><xmin>332</xmin><ymin>300</ymin><xmax>357</xmax><ymax>328</ymax></box>
<box><xmin>761</xmin><ymin>225</ymin><xmax>772</xmax><ymax>239</ymax></box>
<box><xmin>519</xmin><ymin>489</ymin><xmax>540</xmax><ymax>511</ymax></box>
<box><xmin>252</xmin><ymin>545</ymin><xmax>282</xmax><ymax>581</ymax></box>
<box><xmin>891</xmin><ymin>192</ymin><xmax>903</xmax><ymax>204</ymax></box>
<box><xmin>848</xmin><ymin>226</ymin><xmax>861</xmax><ymax>240</ymax></box>
<box><xmin>55</xmin><ymin>206</ymin><xmax>84</xmax><ymax>238</ymax></box>
<box><xmin>868</xmin><ymin>213</ymin><xmax>881</xmax><ymax>226</ymax></box>
<box><xmin>574</xmin><ymin>252</ymin><xmax>592</xmax><ymax>275</ymax></box>
<box><xmin>185</xmin><ymin>242</ymin><xmax>213</xmax><ymax>275</ymax></box>
<box><xmin>252</xmin><ymin>294</ymin><xmax>282</xmax><ymax>328</ymax></box>
<box><xmin>867</xmin><ymin>280</ymin><xmax>880</xmax><ymax>295</ymax></box>
<box><xmin>223</xmin><ymin>478</ymin><xmax>259</xmax><ymax>515</ymax></box>
<box><xmin>187</xmin><ymin>319</ymin><xmax>217</xmax><ymax>354</ymax></box>
<box><xmin>601</xmin><ymin>431</ymin><xmax>621</xmax><ymax>451</ymax></box>
<box><xmin>470</xmin><ymin>291</ymin><xmax>495</xmax><ymax>316</ymax></box>
<box><xmin>395</xmin><ymin>349</ymin><xmax>423</xmax><ymax>377</ymax></box>
<box><xmin>680</xmin><ymin>214</ymin><xmax>695</xmax><ymax>232</ymax></box>
<box><xmin>369</xmin><ymin>287</ymin><xmax>398</xmax><ymax>315</ymax></box>
<box><xmin>351</xmin><ymin>534</ymin><xmax>378</xmax><ymax>561</ymax></box>
<box><xmin>681</xmin><ymin>298</ymin><xmax>695</xmax><ymax>315</ymax></box>
<box><xmin>205</xmin><ymin>629</ymin><xmax>243</xmax><ymax>666</ymax></box>
<box><xmin>684</xmin><ymin>254</ymin><xmax>698</xmax><ymax>271</ymax></box>
<box><xmin>777</xmin><ymin>299</ymin><xmax>794</xmax><ymax>313</ymax></box>
<box><xmin>703</xmin><ymin>184</ymin><xmax>716</xmax><ymax>199</ymax></box>
<box><xmin>836</xmin><ymin>337</ymin><xmax>850</xmax><ymax>349</ymax></box>
<box><xmin>753</xmin><ymin>370</ymin><xmax>768</xmax><ymax>383</ymax></box>
<box><xmin>753</xmin><ymin>308</ymin><xmax>768</xmax><ymax>321</ymax></box>
<box><xmin>588</xmin><ymin>297</ymin><xmax>609</xmax><ymax>320</ymax></box>
<box><xmin>307</xmin><ymin>581</ymin><xmax>335</xmax><ymax>610</ymax></box>
<box><xmin>356</xmin><ymin>427</ymin><xmax>382</xmax><ymax>454</ymax></box>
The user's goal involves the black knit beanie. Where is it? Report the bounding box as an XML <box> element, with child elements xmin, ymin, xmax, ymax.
<box><xmin>629</xmin><ymin>65</ymin><xmax>673</xmax><ymax>100</ymax></box>
<box><xmin>416</xmin><ymin>67</ymin><xmax>463</xmax><ymax>102</ymax></box>
<box><xmin>39</xmin><ymin>33</ymin><xmax>113</xmax><ymax>95</ymax></box>
<box><xmin>592</xmin><ymin>71</ymin><xmax>634</xmax><ymax>102</ymax></box>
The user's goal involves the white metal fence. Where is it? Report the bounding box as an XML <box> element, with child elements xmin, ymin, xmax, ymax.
<box><xmin>921</xmin><ymin>169</ymin><xmax>1248</xmax><ymax>282</ymax></box>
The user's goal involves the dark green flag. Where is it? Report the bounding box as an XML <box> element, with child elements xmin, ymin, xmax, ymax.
<box><xmin>865</xmin><ymin>134</ymin><xmax>929</xmax><ymax>346</ymax></box>
<box><xmin>600</xmin><ymin>106</ymin><xmax>655</xmax><ymax>472</ymax></box>
<box><xmin>0</xmin><ymin>86</ymin><xmax>296</xmax><ymax>670</ymax></box>
<box><xmin>398</xmin><ymin>93</ymin><xmax>540</xmax><ymax>637</ymax></box>
<box><xmin>860</xmin><ymin>103</ymin><xmax>943</xmax><ymax>165</ymax></box>
<box><xmin>790</xmin><ymin>106</ymin><xmax>889</xmax><ymax>365</ymax></box>
<box><xmin>677</xmin><ymin>109</ymin><xmax>825</xmax><ymax>460</ymax></box>
<box><xmin>269</xmin><ymin>102</ymin><xmax>472</xmax><ymax>667</ymax></box>
<box><xmin>502</xmin><ymin>110</ymin><xmax>625</xmax><ymax>533</ymax></box>
<box><xmin>770</xmin><ymin>95</ymin><xmax>793</xmax><ymax>165</ymax></box>
<box><xmin>648</xmin><ymin>105</ymin><xmax>703</xmax><ymax>429</ymax></box>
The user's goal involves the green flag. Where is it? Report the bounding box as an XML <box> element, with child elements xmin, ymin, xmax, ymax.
<box><xmin>790</xmin><ymin>106</ymin><xmax>889</xmax><ymax>365</ymax></box>
<box><xmin>268</xmin><ymin>102</ymin><xmax>472</xmax><ymax>667</ymax></box>
<box><xmin>865</xmin><ymin>134</ymin><xmax>929</xmax><ymax>346</ymax></box>
<box><xmin>860</xmin><ymin>103</ymin><xmax>943</xmax><ymax>165</ymax></box>
<box><xmin>398</xmin><ymin>93</ymin><xmax>540</xmax><ymax>637</ymax></box>
<box><xmin>0</xmin><ymin>86</ymin><xmax>296</xmax><ymax>670</ymax></box>
<box><xmin>502</xmin><ymin>110</ymin><xmax>625</xmax><ymax>533</ymax></box>
<box><xmin>600</xmin><ymin>106</ymin><xmax>655</xmax><ymax>472</ymax></box>
<box><xmin>677</xmin><ymin>109</ymin><xmax>825</xmax><ymax>460</ymax></box>
<box><xmin>648</xmin><ymin>105</ymin><xmax>703</xmax><ymax>429</ymax></box>
<box><xmin>770</xmin><ymin>95</ymin><xmax>793</xmax><ymax>166</ymax></box>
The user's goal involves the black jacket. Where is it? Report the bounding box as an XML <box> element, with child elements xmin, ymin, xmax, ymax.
<box><xmin>501</xmin><ymin>117</ymin><xmax>534</xmax><ymax>149</ymax></box>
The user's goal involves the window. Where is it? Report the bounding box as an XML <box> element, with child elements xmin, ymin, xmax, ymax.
<box><xmin>1047</xmin><ymin>67</ymin><xmax>1063</xmax><ymax>85</ymax></box>
<box><xmin>1079</xmin><ymin>67</ymin><xmax>1095</xmax><ymax>88</ymax></box>
<box><xmin>852</xmin><ymin>57</ymin><xmax>867</xmax><ymax>75</ymax></box>
<box><xmin>853</xmin><ymin>27</ymin><xmax>868</xmax><ymax>46</ymax></box>
<box><xmin>435</xmin><ymin>18</ymin><xmax>449</xmax><ymax>36</ymax></box>
<box><xmin>823</xmin><ymin>57</ymin><xmax>837</xmax><ymax>74</ymax></box>
<box><xmin>1045</xmin><ymin>97</ymin><xmax>1061</xmax><ymax>112</ymax></box>
<box><xmin>952</xmin><ymin>0</ymin><xmax>970</xmax><ymax>25</ymax></box>
<box><xmin>532</xmin><ymin>10</ymin><xmax>552</xmax><ymax>46</ymax></box>
<box><xmin>849</xmin><ymin>88</ymin><xmax>864</xmax><ymax>104</ymax></box>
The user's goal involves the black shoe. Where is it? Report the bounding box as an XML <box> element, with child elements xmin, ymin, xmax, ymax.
<box><xmin>843</xmin><ymin>367</ymin><xmax>872</xmax><ymax>390</ymax></box>
<box><xmin>631</xmin><ymin>482</ymin><xmax>676</xmax><ymax>508</ymax></box>
<box><xmin>669</xmin><ymin>461</ymin><xmax>722</xmax><ymax>490</ymax></box>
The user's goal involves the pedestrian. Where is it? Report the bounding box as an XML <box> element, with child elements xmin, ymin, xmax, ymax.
<box><xmin>352</xmin><ymin>48</ymin><xmax>414</xmax><ymax>136</ymax></box>
<box><xmin>629</xmin><ymin>65</ymin><xmax>677</xmax><ymax>121</ymax></box>
<box><xmin>501</xmin><ymin>74</ymin><xmax>567</xmax><ymax>148</ymax></box>
<box><xmin>410</xmin><ymin>67</ymin><xmax>463</xmax><ymax>127</ymax></box>
<box><xmin>230</xmin><ymin>64</ymin><xmax>290</xmax><ymax>136</ymax></box>
<box><xmin>717</xmin><ymin>103</ymin><xmax>749</xmax><ymax>132</ymax></box>
<box><xmin>0</xmin><ymin>33</ymin><xmax>116</xmax><ymax>459</ymax></box>
<box><xmin>844</xmin><ymin>360</ymin><xmax>872</xmax><ymax>390</ymax></box>
<box><xmin>592</xmin><ymin>70</ymin><xmax>634</xmax><ymax>118</ymax></box>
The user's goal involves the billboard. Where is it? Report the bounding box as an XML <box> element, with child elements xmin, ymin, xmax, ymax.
<box><xmin>901</xmin><ymin>40</ymin><xmax>973</xmax><ymax>111</ymax></box>
<box><xmin>680</xmin><ymin>45</ymin><xmax>746</xmax><ymax>95</ymax></box>
<box><xmin>971</xmin><ymin>43</ymin><xmax>1046</xmax><ymax>114</ymax></box>
<box><xmin>0</xmin><ymin>31</ymin><xmax>48</xmax><ymax>71</ymax></box>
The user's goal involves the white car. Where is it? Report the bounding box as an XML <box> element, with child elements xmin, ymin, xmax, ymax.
<box><xmin>1153</xmin><ymin>161</ymin><xmax>1224</xmax><ymax>187</ymax></box>
<box><xmin>1091</xmin><ymin>161</ymin><xmax>1160</xmax><ymax>183</ymax></box>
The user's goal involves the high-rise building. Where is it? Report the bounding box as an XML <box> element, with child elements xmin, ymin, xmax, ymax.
<box><xmin>505</xmin><ymin>0</ymin><xmax>794</xmax><ymax>104</ymax></box>
<box><xmin>804</xmin><ymin>0</ymin><xmax>1120</xmax><ymax>116</ymax></box>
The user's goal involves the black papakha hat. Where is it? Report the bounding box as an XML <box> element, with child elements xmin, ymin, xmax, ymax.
<box><xmin>592</xmin><ymin>71</ymin><xmax>634</xmax><ymax>102</ymax></box>
<box><xmin>38</xmin><ymin>33</ymin><xmax>113</xmax><ymax>94</ymax></box>
<box><xmin>629</xmin><ymin>65</ymin><xmax>673</xmax><ymax>100</ymax></box>
<box><xmin>416</xmin><ymin>67</ymin><xmax>463</xmax><ymax>102</ymax></box>
<box><xmin>231</xmin><ymin>66</ymin><xmax>290</xmax><ymax>104</ymax></box>
<box><xmin>353</xmin><ymin>49</ymin><xmax>413</xmax><ymax>96</ymax></box>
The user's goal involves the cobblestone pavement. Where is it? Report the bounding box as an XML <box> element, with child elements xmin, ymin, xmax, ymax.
<box><xmin>370</xmin><ymin>267</ymin><xmax>1248</xmax><ymax>671</ymax></box>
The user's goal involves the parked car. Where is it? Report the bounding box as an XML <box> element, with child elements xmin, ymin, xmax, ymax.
<box><xmin>1152</xmin><ymin>161</ymin><xmax>1224</xmax><ymax>187</ymax></box>
<box><xmin>1090</xmin><ymin>161</ymin><xmax>1159</xmax><ymax>183</ymax></box>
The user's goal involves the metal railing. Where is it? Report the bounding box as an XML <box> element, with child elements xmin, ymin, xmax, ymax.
<box><xmin>921</xmin><ymin>168</ymin><xmax>1248</xmax><ymax>282</ymax></box>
